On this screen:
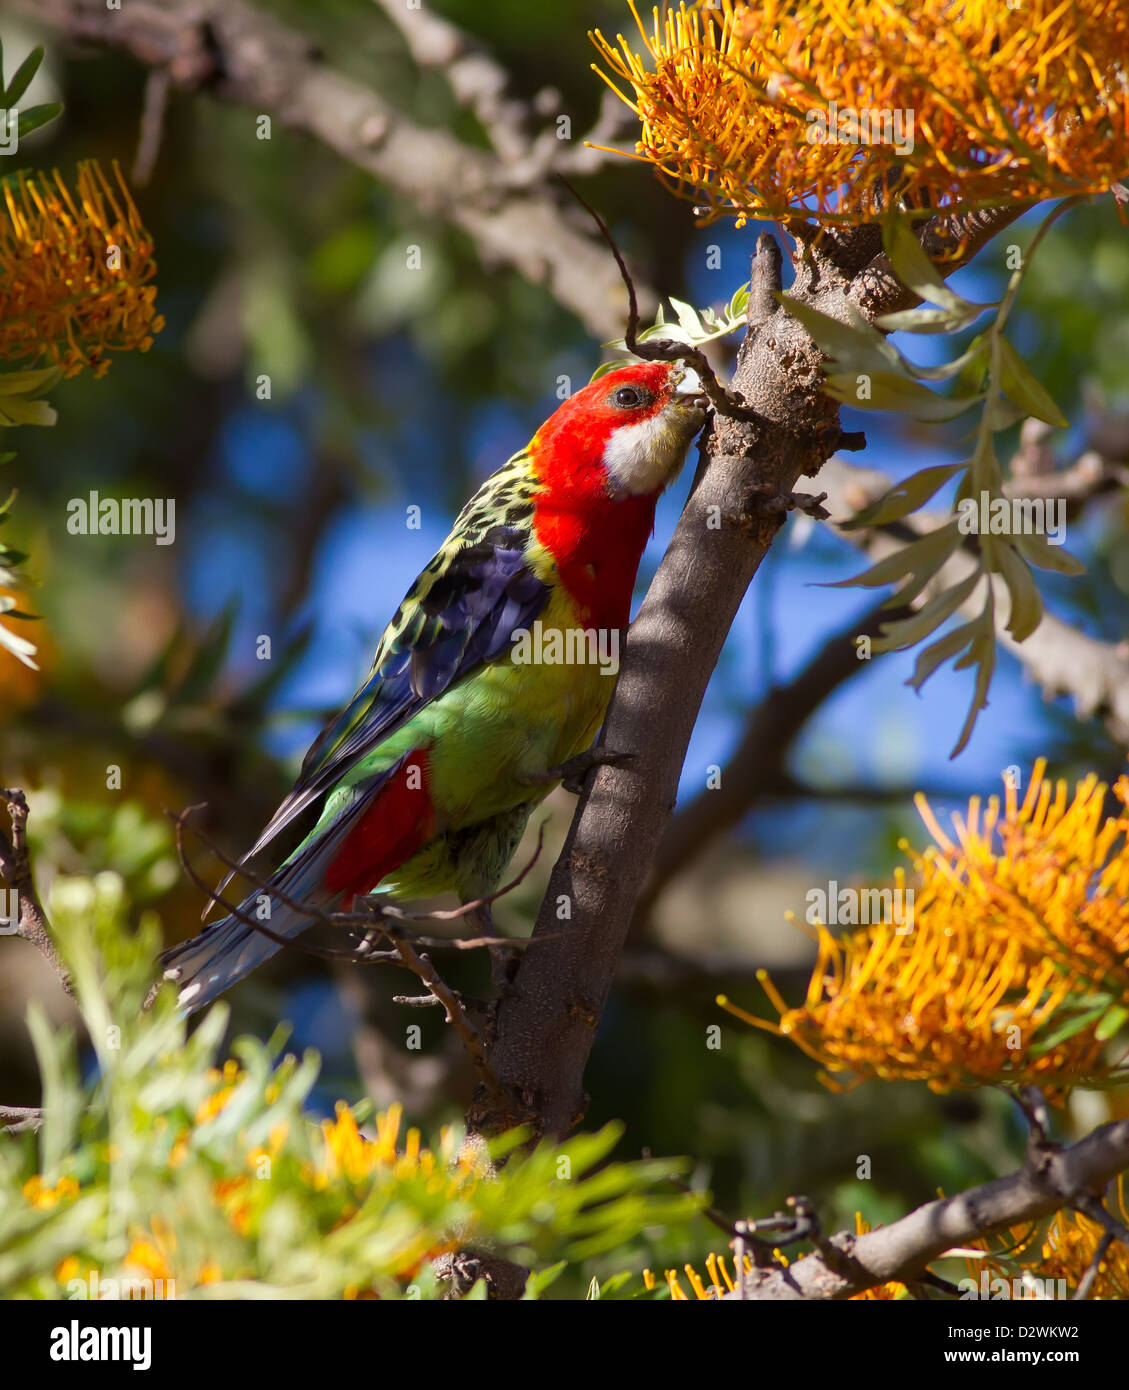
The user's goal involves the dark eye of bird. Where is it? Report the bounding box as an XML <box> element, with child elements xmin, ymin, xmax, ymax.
<box><xmin>613</xmin><ymin>385</ymin><xmax>647</xmax><ymax>408</ymax></box>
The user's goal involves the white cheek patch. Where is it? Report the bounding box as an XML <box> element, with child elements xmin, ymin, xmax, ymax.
<box><xmin>602</xmin><ymin>412</ymin><xmax>689</xmax><ymax>496</ymax></box>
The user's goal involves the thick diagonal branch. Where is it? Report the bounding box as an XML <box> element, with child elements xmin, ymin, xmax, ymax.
<box><xmin>727</xmin><ymin>1111</ymin><xmax>1129</xmax><ymax>1300</ymax></box>
<box><xmin>470</xmin><ymin>204</ymin><xmax>1023</xmax><ymax>1140</ymax></box>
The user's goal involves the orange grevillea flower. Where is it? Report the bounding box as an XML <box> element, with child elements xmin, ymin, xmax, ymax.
<box><xmin>0</xmin><ymin>159</ymin><xmax>163</xmax><ymax>377</ymax></box>
<box><xmin>644</xmin><ymin>1249</ymin><xmax>753</xmax><ymax>1300</ymax></box>
<box><xmin>967</xmin><ymin>1180</ymin><xmax>1129</xmax><ymax>1298</ymax></box>
<box><xmin>313</xmin><ymin>1101</ymin><xmax>479</xmax><ymax>1197</ymax></box>
<box><xmin>21</xmin><ymin>1174</ymin><xmax>79</xmax><ymax>1209</ymax></box>
<box><xmin>721</xmin><ymin>762</ymin><xmax>1129</xmax><ymax>1097</ymax></box>
<box><xmin>592</xmin><ymin>1</ymin><xmax>1129</xmax><ymax>224</ymax></box>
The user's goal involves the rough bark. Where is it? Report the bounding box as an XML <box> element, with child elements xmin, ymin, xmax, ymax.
<box><xmin>469</xmin><ymin>207</ymin><xmax>1023</xmax><ymax>1139</ymax></box>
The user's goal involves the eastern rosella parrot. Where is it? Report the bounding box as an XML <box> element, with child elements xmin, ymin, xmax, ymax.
<box><xmin>162</xmin><ymin>362</ymin><xmax>708</xmax><ymax>1012</ymax></box>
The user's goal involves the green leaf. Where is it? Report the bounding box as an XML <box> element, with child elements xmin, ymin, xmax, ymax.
<box><xmin>984</xmin><ymin>395</ymin><xmax>1028</xmax><ymax>432</ymax></box>
<box><xmin>1030</xmin><ymin>1001</ymin><xmax>1112</xmax><ymax>1055</ymax></box>
<box><xmin>1013</xmin><ymin>530</ymin><xmax>1085</xmax><ymax>576</ymax></box>
<box><xmin>0</xmin><ymin>394</ymin><xmax>55</xmax><ymax>425</ymax></box>
<box><xmin>997</xmin><ymin>337</ymin><xmax>1069</xmax><ymax>428</ymax></box>
<box><xmin>995</xmin><ymin>543</ymin><xmax>1044</xmax><ymax>642</ymax></box>
<box><xmin>903</xmin><ymin>336</ymin><xmax>990</xmax><ymax>384</ymax></box>
<box><xmin>667</xmin><ymin>296</ymin><xmax>703</xmax><ymax>337</ymax></box>
<box><xmin>777</xmin><ymin>294</ymin><xmax>895</xmax><ymax>372</ymax></box>
<box><xmin>825</xmin><ymin>370</ymin><xmax>982</xmax><ymax>421</ymax></box>
<box><xmin>950</xmin><ymin>619</ymin><xmax>996</xmax><ymax>756</ymax></box>
<box><xmin>828</xmin><ymin>519</ymin><xmax>961</xmax><ymax>590</ymax></box>
<box><xmin>0</xmin><ymin>395</ymin><xmax>56</xmax><ymax>427</ymax></box>
<box><xmin>590</xmin><ymin>358</ymin><xmax>633</xmax><ymax>382</ymax></box>
<box><xmin>0</xmin><ymin>366</ymin><xmax>63</xmax><ymax>396</ymax></box>
<box><xmin>872</xmin><ymin>569</ymin><xmax>981</xmax><ymax>653</ymax></box>
<box><xmin>841</xmin><ymin>462</ymin><xmax>966</xmax><ymax>529</ymax></box>
<box><xmin>16</xmin><ymin>103</ymin><xmax>63</xmax><ymax>139</ymax></box>
<box><xmin>882</xmin><ymin>215</ymin><xmax>978</xmax><ymax>314</ymax></box>
<box><xmin>907</xmin><ymin>622</ymin><xmax>973</xmax><ymax>692</ymax></box>
<box><xmin>4</xmin><ymin>45</ymin><xmax>43</xmax><ymax>106</ymax></box>
<box><xmin>523</xmin><ymin>1261</ymin><xmax>566</xmax><ymax>1299</ymax></box>
<box><xmin>875</xmin><ymin>303</ymin><xmax>986</xmax><ymax>334</ymax></box>
<box><xmin>834</xmin><ymin>526</ymin><xmax>962</xmax><ymax>594</ymax></box>
<box><xmin>1096</xmin><ymin>1005</ymin><xmax>1129</xmax><ymax>1042</ymax></box>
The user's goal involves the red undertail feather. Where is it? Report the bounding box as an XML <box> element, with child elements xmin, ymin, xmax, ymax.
<box><xmin>324</xmin><ymin>748</ymin><xmax>436</xmax><ymax>905</ymax></box>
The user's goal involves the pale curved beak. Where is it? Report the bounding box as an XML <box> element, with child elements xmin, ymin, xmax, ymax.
<box><xmin>672</xmin><ymin>364</ymin><xmax>710</xmax><ymax>415</ymax></box>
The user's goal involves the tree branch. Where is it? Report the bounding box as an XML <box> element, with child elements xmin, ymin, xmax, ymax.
<box><xmin>470</xmin><ymin>203</ymin><xmax>1020</xmax><ymax>1140</ymax></box>
<box><xmin>13</xmin><ymin>0</ymin><xmax>644</xmax><ymax>338</ymax></box>
<box><xmin>726</xmin><ymin>1108</ymin><xmax>1129</xmax><ymax>1299</ymax></box>
<box><xmin>0</xmin><ymin>789</ymin><xmax>72</xmax><ymax>997</ymax></box>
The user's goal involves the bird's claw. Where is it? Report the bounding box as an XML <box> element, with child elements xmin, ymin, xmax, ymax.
<box><xmin>520</xmin><ymin>746</ymin><xmax>635</xmax><ymax>795</ymax></box>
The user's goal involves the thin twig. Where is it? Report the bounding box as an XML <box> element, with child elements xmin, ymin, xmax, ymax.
<box><xmin>557</xmin><ymin>177</ymin><xmax>764</xmax><ymax>424</ymax></box>
<box><xmin>131</xmin><ymin>67</ymin><xmax>171</xmax><ymax>186</ymax></box>
<box><xmin>388</xmin><ymin>939</ymin><xmax>506</xmax><ymax>1103</ymax></box>
<box><xmin>0</xmin><ymin>788</ymin><xmax>73</xmax><ymax>996</ymax></box>
<box><xmin>170</xmin><ymin>806</ymin><xmax>549</xmax><ymax>957</ymax></box>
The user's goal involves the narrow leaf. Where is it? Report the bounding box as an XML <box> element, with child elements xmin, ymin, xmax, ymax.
<box><xmin>1013</xmin><ymin>530</ymin><xmax>1085</xmax><ymax>576</ymax></box>
<box><xmin>997</xmin><ymin>338</ymin><xmax>1069</xmax><ymax>428</ymax></box>
<box><xmin>4</xmin><ymin>45</ymin><xmax>43</xmax><ymax>106</ymax></box>
<box><xmin>882</xmin><ymin>215</ymin><xmax>976</xmax><ymax>314</ymax></box>
<box><xmin>841</xmin><ymin>462</ymin><xmax>966</xmax><ymax>529</ymax></box>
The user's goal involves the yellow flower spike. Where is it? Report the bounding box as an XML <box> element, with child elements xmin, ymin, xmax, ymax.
<box><xmin>728</xmin><ymin>763</ymin><xmax>1129</xmax><ymax>1097</ymax></box>
<box><xmin>22</xmin><ymin>1174</ymin><xmax>79</xmax><ymax>1209</ymax></box>
<box><xmin>970</xmin><ymin>1181</ymin><xmax>1129</xmax><ymax>1297</ymax></box>
<box><xmin>0</xmin><ymin>159</ymin><xmax>163</xmax><ymax>378</ymax></box>
<box><xmin>592</xmin><ymin>0</ymin><xmax>1129</xmax><ymax>224</ymax></box>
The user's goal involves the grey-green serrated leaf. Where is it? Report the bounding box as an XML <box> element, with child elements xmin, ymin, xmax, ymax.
<box><xmin>829</xmin><ymin>519</ymin><xmax>961</xmax><ymax>590</ymax></box>
<box><xmin>882</xmin><ymin>215</ymin><xmax>979</xmax><ymax>315</ymax></box>
<box><xmin>871</xmin><ymin>569</ymin><xmax>981</xmax><ymax>653</ymax></box>
<box><xmin>875</xmin><ymin>302</ymin><xmax>986</xmax><ymax>334</ymax></box>
<box><xmin>1013</xmin><ymin>530</ymin><xmax>1085</xmax><ymax>576</ymax></box>
<box><xmin>997</xmin><ymin>337</ymin><xmax>1069</xmax><ymax>428</ymax></box>
<box><xmin>996</xmin><ymin>543</ymin><xmax>1044</xmax><ymax>642</ymax></box>
<box><xmin>825</xmin><ymin>370</ymin><xmax>982</xmax><ymax>422</ymax></box>
<box><xmin>840</xmin><ymin>462</ymin><xmax>966</xmax><ymax>529</ymax></box>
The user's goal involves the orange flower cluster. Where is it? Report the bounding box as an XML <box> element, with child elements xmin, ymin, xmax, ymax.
<box><xmin>723</xmin><ymin>762</ymin><xmax>1129</xmax><ymax>1097</ymax></box>
<box><xmin>592</xmin><ymin>0</ymin><xmax>1129</xmax><ymax>224</ymax></box>
<box><xmin>644</xmin><ymin>1249</ymin><xmax>753</xmax><ymax>1300</ymax></box>
<box><xmin>0</xmin><ymin>160</ymin><xmax>163</xmax><ymax>377</ymax></box>
<box><xmin>968</xmin><ymin>1182</ymin><xmax>1129</xmax><ymax>1298</ymax></box>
